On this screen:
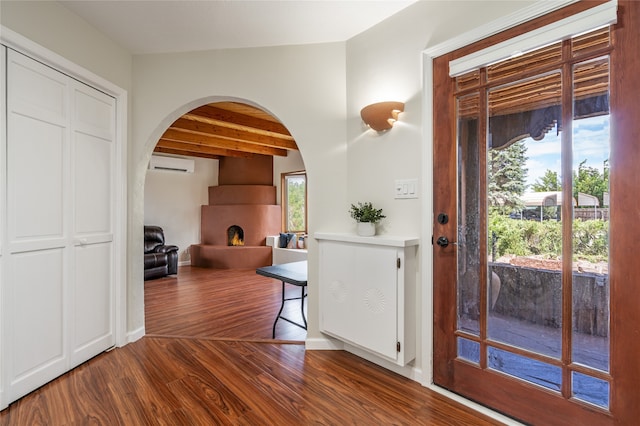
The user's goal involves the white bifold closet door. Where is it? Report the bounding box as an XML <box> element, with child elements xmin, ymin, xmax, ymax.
<box><xmin>3</xmin><ymin>48</ymin><xmax>115</xmax><ymax>404</ymax></box>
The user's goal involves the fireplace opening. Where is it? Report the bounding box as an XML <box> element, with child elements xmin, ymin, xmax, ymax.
<box><xmin>227</xmin><ymin>225</ymin><xmax>245</xmax><ymax>246</ymax></box>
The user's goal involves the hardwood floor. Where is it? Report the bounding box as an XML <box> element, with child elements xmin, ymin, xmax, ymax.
<box><xmin>145</xmin><ymin>266</ymin><xmax>308</xmax><ymax>341</ymax></box>
<box><xmin>0</xmin><ymin>266</ymin><xmax>504</xmax><ymax>425</ymax></box>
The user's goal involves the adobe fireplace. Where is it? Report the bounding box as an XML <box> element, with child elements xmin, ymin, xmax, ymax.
<box><xmin>190</xmin><ymin>155</ymin><xmax>281</xmax><ymax>269</ymax></box>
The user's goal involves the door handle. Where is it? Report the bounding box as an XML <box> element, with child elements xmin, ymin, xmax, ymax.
<box><xmin>436</xmin><ymin>236</ymin><xmax>457</xmax><ymax>248</ymax></box>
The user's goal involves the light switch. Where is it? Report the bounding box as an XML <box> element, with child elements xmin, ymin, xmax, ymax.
<box><xmin>394</xmin><ymin>179</ymin><xmax>418</xmax><ymax>199</ymax></box>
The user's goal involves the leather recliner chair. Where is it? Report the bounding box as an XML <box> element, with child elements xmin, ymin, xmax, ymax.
<box><xmin>144</xmin><ymin>225</ymin><xmax>179</xmax><ymax>280</ymax></box>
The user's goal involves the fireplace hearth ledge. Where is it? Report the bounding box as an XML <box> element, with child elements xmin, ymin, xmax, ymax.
<box><xmin>190</xmin><ymin>244</ymin><xmax>272</xmax><ymax>269</ymax></box>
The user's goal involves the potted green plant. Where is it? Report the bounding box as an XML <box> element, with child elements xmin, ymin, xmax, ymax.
<box><xmin>349</xmin><ymin>202</ymin><xmax>386</xmax><ymax>236</ymax></box>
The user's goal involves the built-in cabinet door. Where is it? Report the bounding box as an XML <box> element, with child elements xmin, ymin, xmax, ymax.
<box><xmin>319</xmin><ymin>240</ymin><xmax>399</xmax><ymax>360</ymax></box>
<box><xmin>3</xmin><ymin>49</ymin><xmax>115</xmax><ymax>405</ymax></box>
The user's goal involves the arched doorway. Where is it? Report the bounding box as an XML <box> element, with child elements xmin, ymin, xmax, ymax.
<box><xmin>143</xmin><ymin>100</ymin><xmax>308</xmax><ymax>341</ymax></box>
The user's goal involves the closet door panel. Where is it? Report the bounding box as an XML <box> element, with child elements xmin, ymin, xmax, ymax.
<box><xmin>72</xmin><ymin>81</ymin><xmax>114</xmax><ymax>239</ymax></box>
<box><xmin>73</xmin><ymin>84</ymin><xmax>114</xmax><ymax>141</ymax></box>
<box><xmin>1</xmin><ymin>46</ymin><xmax>5</xmax><ymax>254</ymax></box>
<box><xmin>0</xmin><ymin>46</ymin><xmax>5</xmax><ymax>409</ymax></box>
<box><xmin>7</xmin><ymin>50</ymin><xmax>68</xmax><ymax>252</ymax></box>
<box><xmin>5</xmin><ymin>50</ymin><xmax>70</xmax><ymax>402</ymax></box>
<box><xmin>8</xmin><ymin>53</ymin><xmax>66</xmax><ymax>126</ymax></box>
<box><xmin>70</xmin><ymin>80</ymin><xmax>115</xmax><ymax>365</ymax></box>
<box><xmin>9</xmin><ymin>249</ymin><xmax>66</xmax><ymax>398</ymax></box>
<box><xmin>73</xmin><ymin>131</ymin><xmax>112</xmax><ymax>236</ymax></box>
<box><xmin>71</xmin><ymin>242</ymin><xmax>112</xmax><ymax>366</ymax></box>
<box><xmin>7</xmin><ymin>114</ymin><xmax>66</xmax><ymax>246</ymax></box>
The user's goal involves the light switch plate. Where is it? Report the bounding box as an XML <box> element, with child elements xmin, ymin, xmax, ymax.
<box><xmin>395</xmin><ymin>179</ymin><xmax>418</xmax><ymax>199</ymax></box>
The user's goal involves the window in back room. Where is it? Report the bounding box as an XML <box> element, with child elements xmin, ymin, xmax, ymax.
<box><xmin>282</xmin><ymin>171</ymin><xmax>307</xmax><ymax>234</ymax></box>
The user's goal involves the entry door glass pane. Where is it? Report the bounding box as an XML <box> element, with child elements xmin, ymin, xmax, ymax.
<box><xmin>457</xmin><ymin>92</ymin><xmax>481</xmax><ymax>336</ymax></box>
<box><xmin>487</xmin><ymin>72</ymin><xmax>563</xmax><ymax>358</ymax></box>
<box><xmin>571</xmin><ymin>57</ymin><xmax>610</xmax><ymax>374</ymax></box>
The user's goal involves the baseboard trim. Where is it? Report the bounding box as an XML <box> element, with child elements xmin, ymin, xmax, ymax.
<box><xmin>342</xmin><ymin>343</ymin><xmax>421</xmax><ymax>382</ymax></box>
<box><xmin>305</xmin><ymin>336</ymin><xmax>423</xmax><ymax>382</ymax></box>
<box><xmin>126</xmin><ymin>326</ymin><xmax>145</xmax><ymax>345</ymax></box>
<box><xmin>305</xmin><ymin>336</ymin><xmax>344</xmax><ymax>350</ymax></box>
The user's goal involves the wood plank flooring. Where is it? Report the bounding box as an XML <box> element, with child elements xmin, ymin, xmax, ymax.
<box><xmin>0</xmin><ymin>266</ymin><xmax>504</xmax><ymax>425</ymax></box>
<box><xmin>144</xmin><ymin>266</ymin><xmax>307</xmax><ymax>341</ymax></box>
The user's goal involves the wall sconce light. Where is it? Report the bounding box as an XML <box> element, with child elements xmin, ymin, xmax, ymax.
<box><xmin>360</xmin><ymin>101</ymin><xmax>404</xmax><ymax>132</ymax></box>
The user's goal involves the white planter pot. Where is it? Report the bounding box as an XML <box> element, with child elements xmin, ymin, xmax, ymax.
<box><xmin>357</xmin><ymin>222</ymin><xmax>376</xmax><ymax>237</ymax></box>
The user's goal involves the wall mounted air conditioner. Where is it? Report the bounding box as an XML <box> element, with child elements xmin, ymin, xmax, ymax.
<box><xmin>149</xmin><ymin>155</ymin><xmax>195</xmax><ymax>173</ymax></box>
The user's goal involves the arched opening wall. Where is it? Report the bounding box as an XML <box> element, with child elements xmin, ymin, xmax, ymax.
<box><xmin>130</xmin><ymin>43</ymin><xmax>350</xmax><ymax>339</ymax></box>
<box><xmin>143</xmin><ymin>98</ymin><xmax>305</xmax><ymax>270</ymax></box>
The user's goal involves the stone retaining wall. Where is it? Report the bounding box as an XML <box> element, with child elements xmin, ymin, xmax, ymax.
<box><xmin>490</xmin><ymin>263</ymin><xmax>609</xmax><ymax>337</ymax></box>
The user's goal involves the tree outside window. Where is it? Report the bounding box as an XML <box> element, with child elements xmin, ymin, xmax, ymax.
<box><xmin>282</xmin><ymin>171</ymin><xmax>306</xmax><ymax>233</ymax></box>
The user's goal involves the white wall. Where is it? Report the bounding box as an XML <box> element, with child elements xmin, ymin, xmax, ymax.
<box><xmin>0</xmin><ymin>1</ymin><xmax>132</xmax><ymax>90</ymax></box>
<box><xmin>345</xmin><ymin>0</ymin><xmax>538</xmax><ymax>377</ymax></box>
<box><xmin>144</xmin><ymin>157</ymin><xmax>219</xmax><ymax>263</ymax></box>
<box><xmin>346</xmin><ymin>0</ymin><xmax>537</xmax><ymax>234</ymax></box>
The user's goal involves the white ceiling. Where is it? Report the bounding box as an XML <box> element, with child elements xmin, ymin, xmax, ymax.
<box><xmin>60</xmin><ymin>0</ymin><xmax>417</xmax><ymax>54</ymax></box>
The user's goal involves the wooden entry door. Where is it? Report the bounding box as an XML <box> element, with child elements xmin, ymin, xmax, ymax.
<box><xmin>432</xmin><ymin>2</ymin><xmax>640</xmax><ymax>425</ymax></box>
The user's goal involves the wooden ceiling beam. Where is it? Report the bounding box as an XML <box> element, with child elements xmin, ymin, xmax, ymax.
<box><xmin>188</xmin><ymin>104</ymin><xmax>291</xmax><ymax>136</ymax></box>
<box><xmin>169</xmin><ymin>118</ymin><xmax>298</xmax><ymax>150</ymax></box>
<box><xmin>154</xmin><ymin>101</ymin><xmax>298</xmax><ymax>160</ymax></box>
<box><xmin>153</xmin><ymin>147</ymin><xmax>221</xmax><ymax>160</ymax></box>
<box><xmin>160</xmin><ymin>129</ymin><xmax>289</xmax><ymax>156</ymax></box>
<box><xmin>156</xmin><ymin>139</ymin><xmax>255</xmax><ymax>158</ymax></box>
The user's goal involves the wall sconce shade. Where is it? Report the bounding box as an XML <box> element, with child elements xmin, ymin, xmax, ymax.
<box><xmin>360</xmin><ymin>101</ymin><xmax>404</xmax><ymax>132</ymax></box>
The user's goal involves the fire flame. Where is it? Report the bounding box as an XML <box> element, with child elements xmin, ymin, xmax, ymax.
<box><xmin>230</xmin><ymin>232</ymin><xmax>244</xmax><ymax>246</ymax></box>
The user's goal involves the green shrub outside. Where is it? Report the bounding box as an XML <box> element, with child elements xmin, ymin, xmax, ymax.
<box><xmin>489</xmin><ymin>212</ymin><xmax>529</xmax><ymax>256</ymax></box>
<box><xmin>573</xmin><ymin>219</ymin><xmax>609</xmax><ymax>260</ymax></box>
<box><xmin>488</xmin><ymin>211</ymin><xmax>608</xmax><ymax>262</ymax></box>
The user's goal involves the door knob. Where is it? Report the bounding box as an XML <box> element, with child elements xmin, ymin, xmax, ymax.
<box><xmin>436</xmin><ymin>236</ymin><xmax>456</xmax><ymax>248</ymax></box>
